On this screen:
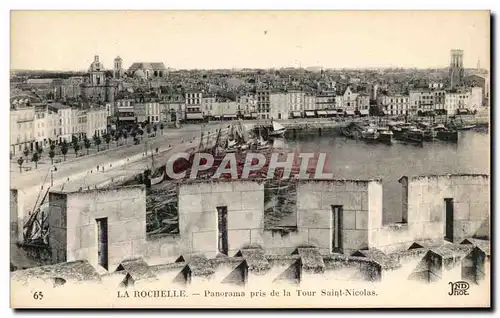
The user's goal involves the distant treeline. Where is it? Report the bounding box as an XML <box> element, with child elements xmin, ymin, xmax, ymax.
<box><xmin>11</xmin><ymin>70</ymin><xmax>87</xmax><ymax>79</ymax></box>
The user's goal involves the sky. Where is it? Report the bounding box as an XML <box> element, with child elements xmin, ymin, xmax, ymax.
<box><xmin>10</xmin><ymin>10</ymin><xmax>490</xmax><ymax>71</ymax></box>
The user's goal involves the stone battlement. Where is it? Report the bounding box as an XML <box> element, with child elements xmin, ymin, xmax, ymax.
<box><xmin>39</xmin><ymin>174</ymin><xmax>490</xmax><ymax>274</ymax></box>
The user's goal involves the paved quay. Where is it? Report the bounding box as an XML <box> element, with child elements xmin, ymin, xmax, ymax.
<box><xmin>10</xmin><ymin>123</ymin><xmax>224</xmax><ymax>190</ymax></box>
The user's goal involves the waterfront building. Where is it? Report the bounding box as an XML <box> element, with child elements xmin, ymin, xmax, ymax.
<box><xmin>210</xmin><ymin>100</ymin><xmax>239</xmax><ymax>120</ymax></box>
<box><xmin>465</xmin><ymin>74</ymin><xmax>489</xmax><ymax>106</ymax></box>
<box><xmin>377</xmin><ymin>93</ymin><xmax>410</xmax><ymax>116</ymax></box>
<box><xmin>256</xmin><ymin>89</ymin><xmax>271</xmax><ymax>119</ymax></box>
<box><xmin>10</xmin><ymin>104</ymin><xmax>35</xmax><ymax>153</ymax></box>
<box><xmin>449</xmin><ymin>49</ymin><xmax>465</xmax><ymax>90</ymax></box>
<box><xmin>409</xmin><ymin>90</ymin><xmax>434</xmax><ymax>115</ymax></box>
<box><xmin>201</xmin><ymin>95</ymin><xmax>216</xmax><ymax>117</ymax></box>
<box><xmin>163</xmin><ymin>94</ymin><xmax>185</xmax><ymax>123</ymax></box>
<box><xmin>288</xmin><ymin>91</ymin><xmax>305</xmax><ymax>113</ymax></box>
<box><xmin>269</xmin><ymin>92</ymin><xmax>290</xmax><ymax>120</ymax></box>
<box><xmin>116</xmin><ymin>101</ymin><xmax>136</xmax><ymax>125</ymax></box>
<box><xmin>335</xmin><ymin>87</ymin><xmax>357</xmax><ymax>113</ymax></box>
<box><xmin>432</xmin><ymin>90</ymin><xmax>446</xmax><ymax>111</ymax></box>
<box><xmin>143</xmin><ymin>101</ymin><xmax>162</xmax><ymax>124</ymax></box>
<box><xmin>85</xmin><ymin>107</ymin><xmax>108</xmax><ymax>137</ymax></box>
<box><xmin>45</xmin><ymin>106</ymin><xmax>60</xmax><ymax>144</ymax></box>
<box><xmin>133</xmin><ymin>103</ymin><xmax>147</xmax><ymax>124</ymax></box>
<box><xmin>357</xmin><ymin>94</ymin><xmax>370</xmax><ymax>115</ymax></box>
<box><xmin>304</xmin><ymin>94</ymin><xmax>316</xmax><ymax>111</ymax></box>
<box><xmin>49</xmin><ymin>103</ymin><xmax>74</xmax><ymax>143</ymax></box>
<box><xmin>237</xmin><ymin>94</ymin><xmax>257</xmax><ymax>118</ymax></box>
<box><xmin>316</xmin><ymin>94</ymin><xmax>336</xmax><ymax>110</ymax></box>
<box><xmin>444</xmin><ymin>91</ymin><xmax>470</xmax><ymax>115</ymax></box>
<box><xmin>468</xmin><ymin>87</ymin><xmax>483</xmax><ymax>111</ymax></box>
<box><xmin>185</xmin><ymin>91</ymin><xmax>204</xmax><ymax>121</ymax></box>
<box><xmin>33</xmin><ymin>105</ymin><xmax>48</xmax><ymax>148</ymax></box>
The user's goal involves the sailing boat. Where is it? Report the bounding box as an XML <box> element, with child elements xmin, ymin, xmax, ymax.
<box><xmin>454</xmin><ymin>114</ymin><xmax>477</xmax><ymax>130</ymax></box>
<box><xmin>269</xmin><ymin>120</ymin><xmax>286</xmax><ymax>137</ymax></box>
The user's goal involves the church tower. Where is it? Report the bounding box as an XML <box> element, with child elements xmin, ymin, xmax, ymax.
<box><xmin>89</xmin><ymin>55</ymin><xmax>105</xmax><ymax>86</ymax></box>
<box><xmin>114</xmin><ymin>56</ymin><xmax>123</xmax><ymax>79</ymax></box>
<box><xmin>449</xmin><ymin>49</ymin><xmax>464</xmax><ymax>90</ymax></box>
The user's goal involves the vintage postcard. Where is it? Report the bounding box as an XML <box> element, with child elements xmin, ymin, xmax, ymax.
<box><xmin>9</xmin><ymin>10</ymin><xmax>491</xmax><ymax>308</ymax></box>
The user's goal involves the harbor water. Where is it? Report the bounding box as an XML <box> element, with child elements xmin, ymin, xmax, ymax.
<box><xmin>283</xmin><ymin>129</ymin><xmax>490</xmax><ymax>224</ymax></box>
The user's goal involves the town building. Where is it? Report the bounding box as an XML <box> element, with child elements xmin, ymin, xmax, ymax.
<box><xmin>49</xmin><ymin>103</ymin><xmax>73</xmax><ymax>143</ymax></box>
<box><xmin>201</xmin><ymin>96</ymin><xmax>216</xmax><ymax>117</ymax></box>
<box><xmin>185</xmin><ymin>92</ymin><xmax>203</xmax><ymax>121</ymax></box>
<box><xmin>127</xmin><ymin>62</ymin><xmax>167</xmax><ymax>79</ymax></box>
<box><xmin>116</xmin><ymin>101</ymin><xmax>135</xmax><ymax>126</ymax></box>
<box><xmin>465</xmin><ymin>74</ymin><xmax>489</xmax><ymax>106</ymax></box>
<box><xmin>237</xmin><ymin>94</ymin><xmax>257</xmax><ymax>119</ymax></box>
<box><xmin>468</xmin><ymin>87</ymin><xmax>483</xmax><ymax>111</ymax></box>
<box><xmin>80</xmin><ymin>55</ymin><xmax>116</xmax><ymax>103</ymax></box>
<box><xmin>144</xmin><ymin>102</ymin><xmax>162</xmax><ymax>124</ymax></box>
<box><xmin>287</xmin><ymin>91</ymin><xmax>305</xmax><ymax>113</ymax></box>
<box><xmin>256</xmin><ymin>89</ymin><xmax>271</xmax><ymax>119</ymax></box>
<box><xmin>316</xmin><ymin>94</ymin><xmax>336</xmax><ymax>110</ymax></box>
<box><xmin>304</xmin><ymin>94</ymin><xmax>316</xmax><ymax>111</ymax></box>
<box><xmin>357</xmin><ymin>94</ymin><xmax>370</xmax><ymax>115</ymax></box>
<box><xmin>163</xmin><ymin>94</ymin><xmax>185</xmax><ymax>123</ymax></box>
<box><xmin>409</xmin><ymin>90</ymin><xmax>434</xmax><ymax>115</ymax></box>
<box><xmin>34</xmin><ymin>106</ymin><xmax>48</xmax><ymax>148</ymax></box>
<box><xmin>61</xmin><ymin>77</ymin><xmax>84</xmax><ymax>100</ymax></box>
<box><xmin>429</xmin><ymin>82</ymin><xmax>444</xmax><ymax>90</ymax></box>
<box><xmin>444</xmin><ymin>91</ymin><xmax>470</xmax><ymax>115</ymax></box>
<box><xmin>45</xmin><ymin>107</ymin><xmax>60</xmax><ymax>145</ymax></box>
<box><xmin>432</xmin><ymin>90</ymin><xmax>446</xmax><ymax>111</ymax></box>
<box><xmin>335</xmin><ymin>87</ymin><xmax>369</xmax><ymax>115</ymax></box>
<box><xmin>85</xmin><ymin>107</ymin><xmax>108</xmax><ymax>137</ymax></box>
<box><xmin>269</xmin><ymin>92</ymin><xmax>290</xmax><ymax>120</ymax></box>
<box><xmin>10</xmin><ymin>104</ymin><xmax>35</xmax><ymax>154</ymax></box>
<box><xmin>210</xmin><ymin>101</ymin><xmax>239</xmax><ymax>120</ymax></box>
<box><xmin>377</xmin><ymin>94</ymin><xmax>410</xmax><ymax>116</ymax></box>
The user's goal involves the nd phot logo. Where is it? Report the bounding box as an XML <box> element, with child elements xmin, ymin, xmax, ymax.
<box><xmin>448</xmin><ymin>281</ymin><xmax>470</xmax><ymax>296</ymax></box>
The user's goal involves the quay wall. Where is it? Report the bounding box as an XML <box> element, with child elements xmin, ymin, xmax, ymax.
<box><xmin>47</xmin><ymin>175</ymin><xmax>489</xmax><ymax>271</ymax></box>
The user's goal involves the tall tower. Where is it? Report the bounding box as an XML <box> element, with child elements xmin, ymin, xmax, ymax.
<box><xmin>113</xmin><ymin>56</ymin><xmax>123</xmax><ymax>79</ymax></box>
<box><xmin>88</xmin><ymin>55</ymin><xmax>105</xmax><ymax>86</ymax></box>
<box><xmin>449</xmin><ymin>49</ymin><xmax>464</xmax><ymax>90</ymax></box>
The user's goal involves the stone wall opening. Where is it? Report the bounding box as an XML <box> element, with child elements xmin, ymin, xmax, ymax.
<box><xmin>444</xmin><ymin>198</ymin><xmax>454</xmax><ymax>242</ymax></box>
<box><xmin>264</xmin><ymin>180</ymin><xmax>298</xmax><ymax>230</ymax></box>
<box><xmin>331</xmin><ymin>205</ymin><xmax>343</xmax><ymax>253</ymax></box>
<box><xmin>217</xmin><ymin>206</ymin><xmax>228</xmax><ymax>255</ymax></box>
<box><xmin>96</xmin><ymin>217</ymin><xmax>109</xmax><ymax>270</ymax></box>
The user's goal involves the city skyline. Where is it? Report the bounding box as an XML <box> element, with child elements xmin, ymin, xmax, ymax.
<box><xmin>11</xmin><ymin>11</ymin><xmax>490</xmax><ymax>71</ymax></box>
